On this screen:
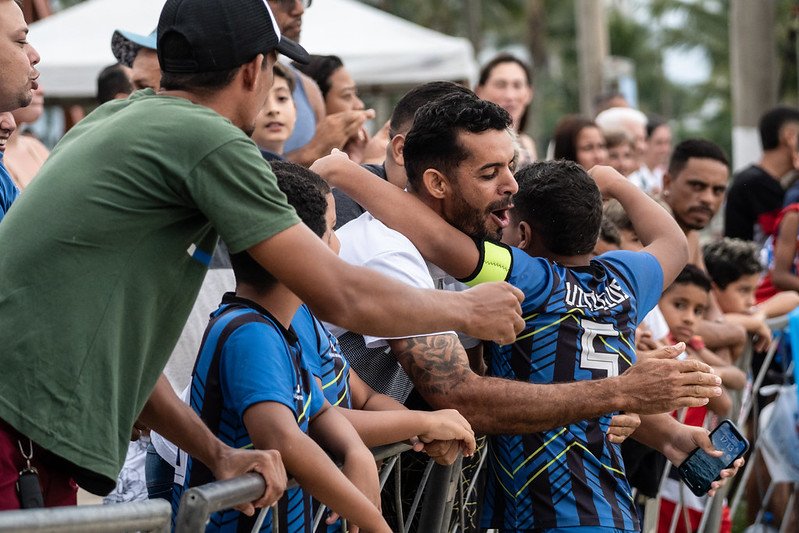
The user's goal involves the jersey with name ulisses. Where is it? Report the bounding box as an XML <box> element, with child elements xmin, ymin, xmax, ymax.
<box><xmin>463</xmin><ymin>243</ymin><xmax>662</xmax><ymax>532</ymax></box>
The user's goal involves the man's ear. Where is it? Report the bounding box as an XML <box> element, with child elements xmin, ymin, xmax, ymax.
<box><xmin>422</xmin><ymin>168</ymin><xmax>449</xmax><ymax>200</ymax></box>
<box><xmin>780</xmin><ymin>124</ymin><xmax>799</xmax><ymax>151</ymax></box>
<box><xmin>391</xmin><ymin>134</ymin><xmax>405</xmax><ymax>167</ymax></box>
<box><xmin>240</xmin><ymin>54</ymin><xmax>264</xmax><ymax>91</ymax></box>
<box><xmin>661</xmin><ymin>172</ymin><xmax>673</xmax><ymax>197</ymax></box>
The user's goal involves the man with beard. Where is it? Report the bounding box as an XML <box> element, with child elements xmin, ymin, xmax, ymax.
<box><xmin>661</xmin><ymin>139</ymin><xmax>747</xmax><ymax>357</ymax></box>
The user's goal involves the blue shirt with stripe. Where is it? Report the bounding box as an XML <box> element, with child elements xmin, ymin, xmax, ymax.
<box><xmin>0</xmin><ymin>155</ymin><xmax>19</xmax><ymax>222</ymax></box>
<box><xmin>173</xmin><ymin>294</ymin><xmax>325</xmax><ymax>533</ymax></box>
<box><xmin>475</xmin><ymin>247</ymin><xmax>662</xmax><ymax>532</ymax></box>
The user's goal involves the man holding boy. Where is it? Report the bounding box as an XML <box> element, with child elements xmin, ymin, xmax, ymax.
<box><xmin>0</xmin><ymin>0</ymin><xmax>523</xmax><ymax>510</ymax></box>
<box><xmin>316</xmin><ymin>93</ymin><xmax>741</xmax><ymax>532</ymax></box>
<box><xmin>318</xmin><ymin>93</ymin><xmax>723</xmax><ymax>435</ymax></box>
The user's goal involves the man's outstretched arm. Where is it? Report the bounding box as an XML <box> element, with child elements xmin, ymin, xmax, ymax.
<box><xmin>390</xmin><ymin>335</ymin><xmax>722</xmax><ymax>434</ymax></box>
<box><xmin>247</xmin><ymin>223</ymin><xmax>524</xmax><ymax>344</ymax></box>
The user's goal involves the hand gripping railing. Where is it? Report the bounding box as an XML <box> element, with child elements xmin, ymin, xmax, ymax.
<box><xmin>174</xmin><ymin>441</ymin><xmax>412</xmax><ymax>533</ymax></box>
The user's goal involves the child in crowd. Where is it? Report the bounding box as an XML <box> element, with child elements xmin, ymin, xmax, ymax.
<box><xmin>591</xmin><ymin>215</ymin><xmax>621</xmax><ymax>257</ymax></box>
<box><xmin>251</xmin><ymin>63</ymin><xmax>298</xmax><ymax>161</ymax></box>
<box><xmin>755</xmin><ymin>204</ymin><xmax>799</xmax><ymax>306</ymax></box>
<box><xmin>604</xmin><ymin>198</ymin><xmax>644</xmax><ymax>251</ymax></box>
<box><xmin>656</xmin><ymin>264</ymin><xmax>747</xmax><ymax>533</ymax></box>
<box><xmin>172</xmin><ymin>162</ymin><xmax>475</xmax><ymax>533</ymax></box>
<box><xmin>315</xmin><ymin>153</ymin><xmax>740</xmax><ymax>533</ymax></box>
<box><xmin>704</xmin><ymin>237</ymin><xmax>799</xmax><ymax>353</ymax></box>
<box><xmin>605</xmin><ymin>130</ymin><xmax>637</xmax><ymax>178</ymax></box>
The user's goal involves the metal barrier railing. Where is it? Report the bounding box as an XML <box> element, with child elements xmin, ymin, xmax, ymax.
<box><xmin>0</xmin><ymin>499</ymin><xmax>172</xmax><ymax>533</ymax></box>
<box><xmin>175</xmin><ymin>442</ymin><xmax>412</xmax><ymax>533</ymax></box>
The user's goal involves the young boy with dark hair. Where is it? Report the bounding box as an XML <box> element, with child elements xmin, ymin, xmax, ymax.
<box><xmin>656</xmin><ymin>264</ymin><xmax>746</xmax><ymax>533</ymax></box>
<box><xmin>174</xmin><ymin>162</ymin><xmax>475</xmax><ymax>533</ymax></box>
<box><xmin>315</xmin><ymin>153</ymin><xmax>741</xmax><ymax>532</ymax></box>
<box><xmin>703</xmin><ymin>237</ymin><xmax>777</xmax><ymax>352</ymax></box>
<box><xmin>592</xmin><ymin>215</ymin><xmax>622</xmax><ymax>257</ymax></box>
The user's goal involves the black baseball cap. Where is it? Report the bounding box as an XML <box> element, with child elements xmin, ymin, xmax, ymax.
<box><xmin>157</xmin><ymin>0</ymin><xmax>310</xmax><ymax>74</ymax></box>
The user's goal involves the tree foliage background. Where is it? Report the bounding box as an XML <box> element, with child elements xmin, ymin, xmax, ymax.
<box><xmin>49</xmin><ymin>0</ymin><xmax>799</xmax><ymax>159</ymax></box>
<box><xmin>364</xmin><ymin>0</ymin><xmax>799</xmax><ymax>160</ymax></box>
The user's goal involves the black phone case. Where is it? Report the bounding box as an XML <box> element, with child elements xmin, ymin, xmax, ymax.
<box><xmin>677</xmin><ymin>419</ymin><xmax>749</xmax><ymax>497</ymax></box>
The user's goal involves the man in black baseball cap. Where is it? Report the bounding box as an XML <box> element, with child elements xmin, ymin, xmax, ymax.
<box><xmin>157</xmin><ymin>0</ymin><xmax>309</xmax><ymax>73</ymax></box>
<box><xmin>0</xmin><ymin>0</ymin><xmax>525</xmax><ymax>514</ymax></box>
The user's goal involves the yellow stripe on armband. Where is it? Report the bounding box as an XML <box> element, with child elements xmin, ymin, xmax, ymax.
<box><xmin>463</xmin><ymin>241</ymin><xmax>512</xmax><ymax>287</ymax></box>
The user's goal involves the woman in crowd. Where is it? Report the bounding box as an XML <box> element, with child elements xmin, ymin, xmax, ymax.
<box><xmin>293</xmin><ymin>54</ymin><xmax>374</xmax><ymax>163</ymax></box>
<box><xmin>476</xmin><ymin>53</ymin><xmax>537</xmax><ymax>166</ymax></box>
<box><xmin>552</xmin><ymin>114</ymin><xmax>607</xmax><ymax>169</ymax></box>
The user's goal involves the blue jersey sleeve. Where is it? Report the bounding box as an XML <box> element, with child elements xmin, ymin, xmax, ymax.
<box><xmin>219</xmin><ymin>321</ymin><xmax>299</xmax><ymax>419</ymax></box>
<box><xmin>305</xmin><ymin>368</ymin><xmax>326</xmax><ymax>420</ymax></box>
<box><xmin>599</xmin><ymin>250</ymin><xmax>663</xmax><ymax>321</ymax></box>
<box><xmin>506</xmin><ymin>248</ymin><xmax>556</xmax><ymax>312</ymax></box>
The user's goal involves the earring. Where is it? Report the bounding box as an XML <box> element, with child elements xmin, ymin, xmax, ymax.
<box><xmin>663</xmin><ymin>190</ymin><xmax>670</xmax><ymax>196</ymax></box>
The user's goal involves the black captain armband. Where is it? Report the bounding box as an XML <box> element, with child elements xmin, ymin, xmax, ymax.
<box><xmin>457</xmin><ymin>239</ymin><xmax>513</xmax><ymax>287</ymax></box>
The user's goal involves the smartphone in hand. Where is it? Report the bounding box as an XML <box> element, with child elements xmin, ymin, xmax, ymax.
<box><xmin>677</xmin><ymin>419</ymin><xmax>748</xmax><ymax>497</ymax></box>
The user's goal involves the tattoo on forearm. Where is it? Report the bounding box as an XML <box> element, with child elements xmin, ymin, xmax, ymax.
<box><xmin>394</xmin><ymin>334</ymin><xmax>472</xmax><ymax>397</ymax></box>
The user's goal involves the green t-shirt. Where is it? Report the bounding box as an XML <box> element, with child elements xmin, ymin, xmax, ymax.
<box><xmin>0</xmin><ymin>89</ymin><xmax>300</xmax><ymax>492</ymax></box>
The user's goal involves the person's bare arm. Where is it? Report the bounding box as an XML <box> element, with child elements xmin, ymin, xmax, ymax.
<box><xmin>632</xmin><ymin>414</ymin><xmax>744</xmax><ymax>497</ymax></box>
<box><xmin>245</xmin><ymin>402</ymin><xmax>390</xmax><ymax>533</ymax></box>
<box><xmin>722</xmin><ymin>310</ymin><xmax>772</xmax><ymax>352</ymax></box>
<box><xmin>246</xmin><ymin>223</ymin><xmax>523</xmax><ymax>343</ymax></box>
<box><xmin>771</xmin><ymin>211</ymin><xmax>799</xmax><ymax>292</ymax></box>
<box><xmin>311</xmin><ymin>151</ymin><xmax>481</xmax><ymax>279</ymax></box>
<box><xmin>336</xmin><ymin>407</ymin><xmax>475</xmax><ymax>458</ymax></box>
<box><xmin>692</xmin><ymin>347</ymin><xmax>747</xmax><ymax>391</ymax></box>
<box><xmin>139</xmin><ymin>375</ymin><xmax>287</xmax><ymax>515</ymax></box>
<box><xmin>588</xmin><ymin>166</ymin><xmax>688</xmax><ymax>289</ymax></box>
<box><xmin>756</xmin><ymin>290</ymin><xmax>799</xmax><ymax>318</ymax></box>
<box><xmin>346</xmin><ymin>371</ymin><xmax>468</xmax><ymax>465</ymax></box>
<box><xmin>387</xmin><ymin>334</ymin><xmax>722</xmax><ymax>434</ymax></box>
<box><xmin>697</xmin><ymin>315</ymin><xmax>747</xmax><ymax>356</ymax></box>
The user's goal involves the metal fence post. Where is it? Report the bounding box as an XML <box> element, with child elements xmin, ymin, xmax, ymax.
<box><xmin>417</xmin><ymin>455</ymin><xmax>462</xmax><ymax>533</ymax></box>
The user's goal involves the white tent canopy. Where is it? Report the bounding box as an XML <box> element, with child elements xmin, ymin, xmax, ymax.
<box><xmin>30</xmin><ymin>0</ymin><xmax>477</xmax><ymax>99</ymax></box>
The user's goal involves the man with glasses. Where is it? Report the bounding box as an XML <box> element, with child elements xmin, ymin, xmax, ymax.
<box><xmin>268</xmin><ymin>0</ymin><xmax>376</xmax><ymax>167</ymax></box>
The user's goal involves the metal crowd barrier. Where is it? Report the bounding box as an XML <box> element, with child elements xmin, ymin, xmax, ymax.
<box><xmin>0</xmin><ymin>499</ymin><xmax>172</xmax><ymax>533</ymax></box>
